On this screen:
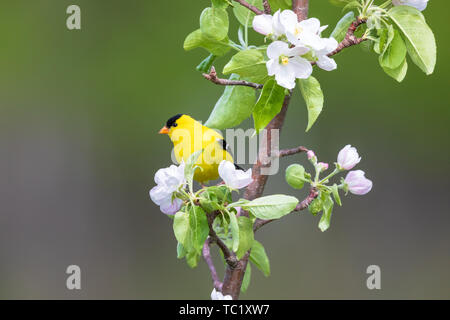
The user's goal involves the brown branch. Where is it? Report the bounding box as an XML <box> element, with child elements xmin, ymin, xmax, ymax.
<box><xmin>202</xmin><ymin>238</ymin><xmax>223</xmax><ymax>291</ymax></box>
<box><xmin>328</xmin><ymin>17</ymin><xmax>367</xmax><ymax>57</ymax></box>
<box><xmin>205</xmin><ymin>210</ymin><xmax>238</xmax><ymax>268</ymax></box>
<box><xmin>263</xmin><ymin>0</ymin><xmax>271</xmax><ymax>14</ymax></box>
<box><xmin>292</xmin><ymin>0</ymin><xmax>309</xmax><ymax>21</ymax></box>
<box><xmin>221</xmin><ymin>0</ymin><xmax>309</xmax><ymax>300</ymax></box>
<box><xmin>233</xmin><ymin>0</ymin><xmax>264</xmax><ymax>15</ymax></box>
<box><xmin>278</xmin><ymin>146</ymin><xmax>309</xmax><ymax>158</ymax></box>
<box><xmin>253</xmin><ymin>187</ymin><xmax>318</xmax><ymax>232</ymax></box>
<box><xmin>203</xmin><ymin>66</ymin><xmax>263</xmax><ymax>89</ymax></box>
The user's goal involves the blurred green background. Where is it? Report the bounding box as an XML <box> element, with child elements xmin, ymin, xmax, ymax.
<box><xmin>0</xmin><ymin>0</ymin><xmax>449</xmax><ymax>299</ymax></box>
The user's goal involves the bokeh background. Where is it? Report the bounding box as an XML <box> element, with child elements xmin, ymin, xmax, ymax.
<box><xmin>0</xmin><ymin>0</ymin><xmax>449</xmax><ymax>299</ymax></box>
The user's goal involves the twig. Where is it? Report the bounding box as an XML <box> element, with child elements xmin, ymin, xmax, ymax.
<box><xmin>263</xmin><ymin>0</ymin><xmax>271</xmax><ymax>14</ymax></box>
<box><xmin>205</xmin><ymin>210</ymin><xmax>238</xmax><ymax>268</ymax></box>
<box><xmin>292</xmin><ymin>0</ymin><xmax>309</xmax><ymax>21</ymax></box>
<box><xmin>202</xmin><ymin>238</ymin><xmax>223</xmax><ymax>291</ymax></box>
<box><xmin>203</xmin><ymin>66</ymin><xmax>263</xmax><ymax>89</ymax></box>
<box><xmin>253</xmin><ymin>187</ymin><xmax>318</xmax><ymax>232</ymax></box>
<box><xmin>278</xmin><ymin>146</ymin><xmax>309</xmax><ymax>158</ymax></box>
<box><xmin>328</xmin><ymin>17</ymin><xmax>367</xmax><ymax>57</ymax></box>
<box><xmin>233</xmin><ymin>0</ymin><xmax>264</xmax><ymax>15</ymax></box>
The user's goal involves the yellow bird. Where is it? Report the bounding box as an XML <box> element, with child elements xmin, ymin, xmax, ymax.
<box><xmin>159</xmin><ymin>114</ymin><xmax>240</xmax><ymax>184</ymax></box>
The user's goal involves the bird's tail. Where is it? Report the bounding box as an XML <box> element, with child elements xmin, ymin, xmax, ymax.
<box><xmin>234</xmin><ymin>163</ymin><xmax>244</xmax><ymax>171</ymax></box>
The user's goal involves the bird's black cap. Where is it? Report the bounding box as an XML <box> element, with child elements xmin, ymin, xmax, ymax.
<box><xmin>166</xmin><ymin>114</ymin><xmax>183</xmax><ymax>128</ymax></box>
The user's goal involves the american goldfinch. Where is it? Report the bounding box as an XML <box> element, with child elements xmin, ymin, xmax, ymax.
<box><xmin>159</xmin><ymin>114</ymin><xmax>241</xmax><ymax>184</ymax></box>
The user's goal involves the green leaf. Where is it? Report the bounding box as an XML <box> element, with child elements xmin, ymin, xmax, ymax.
<box><xmin>236</xmin><ymin>216</ymin><xmax>254</xmax><ymax>259</ymax></box>
<box><xmin>252</xmin><ymin>79</ymin><xmax>286</xmax><ymax>134</ymax></box>
<box><xmin>204</xmin><ymin>74</ymin><xmax>256</xmax><ymax>129</ymax></box>
<box><xmin>241</xmin><ymin>263</ymin><xmax>251</xmax><ymax>293</ymax></box>
<box><xmin>200</xmin><ymin>7</ymin><xmax>229</xmax><ymax>41</ymax></box>
<box><xmin>250</xmin><ymin>240</ymin><xmax>270</xmax><ymax>277</ymax></box>
<box><xmin>242</xmin><ymin>194</ymin><xmax>299</xmax><ymax>220</ymax></box>
<box><xmin>185</xmin><ymin>150</ymin><xmax>203</xmax><ymax>193</ymax></box>
<box><xmin>331</xmin><ymin>184</ymin><xmax>342</xmax><ymax>206</ymax></box>
<box><xmin>223</xmin><ymin>49</ymin><xmax>268</xmax><ymax>83</ymax></box>
<box><xmin>189</xmin><ymin>206</ymin><xmax>209</xmax><ymax>253</ymax></box>
<box><xmin>196</xmin><ymin>54</ymin><xmax>217</xmax><ymax>73</ymax></box>
<box><xmin>173</xmin><ymin>211</ymin><xmax>190</xmax><ymax>247</ymax></box>
<box><xmin>268</xmin><ymin>0</ymin><xmax>292</xmax><ymax>11</ymax></box>
<box><xmin>388</xmin><ymin>6</ymin><xmax>436</xmax><ymax>75</ymax></box>
<box><xmin>186</xmin><ymin>251</ymin><xmax>200</xmax><ymax>268</ymax></box>
<box><xmin>285</xmin><ymin>164</ymin><xmax>305</xmax><ymax>190</ymax></box>
<box><xmin>233</xmin><ymin>0</ymin><xmax>263</xmax><ymax>27</ymax></box>
<box><xmin>318</xmin><ymin>195</ymin><xmax>334</xmax><ymax>232</ymax></box>
<box><xmin>212</xmin><ymin>0</ymin><xmax>230</xmax><ymax>9</ymax></box>
<box><xmin>177</xmin><ymin>242</ymin><xmax>187</xmax><ymax>259</ymax></box>
<box><xmin>298</xmin><ymin>76</ymin><xmax>324</xmax><ymax>132</ymax></box>
<box><xmin>184</xmin><ymin>29</ymin><xmax>231</xmax><ymax>56</ymax></box>
<box><xmin>379</xmin><ymin>29</ymin><xmax>407</xmax><ymax>69</ymax></box>
<box><xmin>330</xmin><ymin>12</ymin><xmax>355</xmax><ymax>43</ymax></box>
<box><xmin>383</xmin><ymin>57</ymin><xmax>408</xmax><ymax>82</ymax></box>
<box><xmin>226</xmin><ymin>209</ymin><xmax>240</xmax><ymax>252</ymax></box>
<box><xmin>308</xmin><ymin>197</ymin><xmax>322</xmax><ymax>216</ymax></box>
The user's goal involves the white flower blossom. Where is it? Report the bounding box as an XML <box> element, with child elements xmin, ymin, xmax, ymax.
<box><xmin>252</xmin><ymin>10</ymin><xmax>287</xmax><ymax>39</ymax></box>
<box><xmin>283</xmin><ymin>14</ymin><xmax>329</xmax><ymax>51</ymax></box>
<box><xmin>266</xmin><ymin>41</ymin><xmax>312</xmax><ymax>89</ymax></box>
<box><xmin>211</xmin><ymin>288</ymin><xmax>233</xmax><ymax>300</ymax></box>
<box><xmin>149</xmin><ymin>161</ymin><xmax>185</xmax><ymax>215</ymax></box>
<box><xmin>218</xmin><ymin>161</ymin><xmax>253</xmax><ymax>189</ymax></box>
<box><xmin>344</xmin><ymin>170</ymin><xmax>373</xmax><ymax>195</ymax></box>
<box><xmin>314</xmin><ymin>37</ymin><xmax>338</xmax><ymax>71</ymax></box>
<box><xmin>337</xmin><ymin>145</ymin><xmax>361</xmax><ymax>170</ymax></box>
<box><xmin>392</xmin><ymin>0</ymin><xmax>429</xmax><ymax>11</ymax></box>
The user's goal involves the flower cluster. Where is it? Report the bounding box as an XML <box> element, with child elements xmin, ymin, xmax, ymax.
<box><xmin>309</xmin><ymin>144</ymin><xmax>372</xmax><ymax>195</ymax></box>
<box><xmin>149</xmin><ymin>160</ymin><xmax>252</xmax><ymax>215</ymax></box>
<box><xmin>253</xmin><ymin>10</ymin><xmax>338</xmax><ymax>89</ymax></box>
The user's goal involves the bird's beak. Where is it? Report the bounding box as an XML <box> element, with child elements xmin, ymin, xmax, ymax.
<box><xmin>159</xmin><ymin>126</ymin><xmax>169</xmax><ymax>134</ymax></box>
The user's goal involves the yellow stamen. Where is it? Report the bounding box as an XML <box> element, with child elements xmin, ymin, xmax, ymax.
<box><xmin>281</xmin><ymin>56</ymin><xmax>289</xmax><ymax>65</ymax></box>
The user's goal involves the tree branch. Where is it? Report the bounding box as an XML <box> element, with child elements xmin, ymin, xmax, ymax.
<box><xmin>203</xmin><ymin>66</ymin><xmax>263</xmax><ymax>89</ymax></box>
<box><xmin>263</xmin><ymin>0</ymin><xmax>271</xmax><ymax>14</ymax></box>
<box><xmin>278</xmin><ymin>145</ymin><xmax>309</xmax><ymax>158</ymax></box>
<box><xmin>292</xmin><ymin>0</ymin><xmax>309</xmax><ymax>21</ymax></box>
<box><xmin>233</xmin><ymin>0</ymin><xmax>264</xmax><ymax>15</ymax></box>
<box><xmin>253</xmin><ymin>187</ymin><xmax>318</xmax><ymax>232</ymax></box>
<box><xmin>205</xmin><ymin>210</ymin><xmax>238</xmax><ymax>268</ymax></box>
<box><xmin>202</xmin><ymin>237</ymin><xmax>223</xmax><ymax>291</ymax></box>
<box><xmin>328</xmin><ymin>17</ymin><xmax>367</xmax><ymax>58</ymax></box>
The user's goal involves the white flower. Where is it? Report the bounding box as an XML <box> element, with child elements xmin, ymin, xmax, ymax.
<box><xmin>252</xmin><ymin>10</ymin><xmax>287</xmax><ymax>39</ymax></box>
<box><xmin>344</xmin><ymin>170</ymin><xmax>373</xmax><ymax>195</ymax></box>
<box><xmin>149</xmin><ymin>162</ymin><xmax>185</xmax><ymax>215</ymax></box>
<box><xmin>314</xmin><ymin>37</ymin><xmax>338</xmax><ymax>71</ymax></box>
<box><xmin>337</xmin><ymin>145</ymin><xmax>361</xmax><ymax>170</ymax></box>
<box><xmin>283</xmin><ymin>15</ymin><xmax>329</xmax><ymax>51</ymax></box>
<box><xmin>218</xmin><ymin>161</ymin><xmax>253</xmax><ymax>189</ymax></box>
<box><xmin>266</xmin><ymin>41</ymin><xmax>312</xmax><ymax>89</ymax></box>
<box><xmin>392</xmin><ymin>0</ymin><xmax>428</xmax><ymax>11</ymax></box>
<box><xmin>211</xmin><ymin>288</ymin><xmax>233</xmax><ymax>300</ymax></box>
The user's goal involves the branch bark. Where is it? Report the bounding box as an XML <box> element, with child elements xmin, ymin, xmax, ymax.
<box><xmin>220</xmin><ymin>1</ymin><xmax>310</xmax><ymax>300</ymax></box>
<box><xmin>263</xmin><ymin>0</ymin><xmax>271</xmax><ymax>14</ymax></box>
<box><xmin>328</xmin><ymin>18</ymin><xmax>367</xmax><ymax>57</ymax></box>
<box><xmin>233</xmin><ymin>0</ymin><xmax>264</xmax><ymax>15</ymax></box>
<box><xmin>203</xmin><ymin>66</ymin><xmax>263</xmax><ymax>89</ymax></box>
<box><xmin>202</xmin><ymin>237</ymin><xmax>223</xmax><ymax>291</ymax></box>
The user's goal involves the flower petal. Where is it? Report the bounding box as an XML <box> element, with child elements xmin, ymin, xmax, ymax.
<box><xmin>317</xmin><ymin>55</ymin><xmax>337</xmax><ymax>71</ymax></box>
<box><xmin>289</xmin><ymin>56</ymin><xmax>313</xmax><ymax>79</ymax></box>
<box><xmin>253</xmin><ymin>14</ymin><xmax>273</xmax><ymax>35</ymax></box>
<box><xmin>267</xmin><ymin>41</ymin><xmax>289</xmax><ymax>59</ymax></box>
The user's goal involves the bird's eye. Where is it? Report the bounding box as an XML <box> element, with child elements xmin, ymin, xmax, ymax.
<box><xmin>173</xmin><ymin>123</ymin><xmax>178</xmax><ymax>127</ymax></box>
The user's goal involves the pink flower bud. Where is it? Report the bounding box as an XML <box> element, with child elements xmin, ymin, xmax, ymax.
<box><xmin>344</xmin><ymin>170</ymin><xmax>373</xmax><ymax>195</ymax></box>
<box><xmin>318</xmin><ymin>162</ymin><xmax>329</xmax><ymax>172</ymax></box>
<box><xmin>307</xmin><ymin>150</ymin><xmax>316</xmax><ymax>160</ymax></box>
<box><xmin>337</xmin><ymin>145</ymin><xmax>361</xmax><ymax>170</ymax></box>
